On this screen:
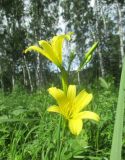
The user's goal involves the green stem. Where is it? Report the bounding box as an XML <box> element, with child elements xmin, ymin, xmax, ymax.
<box><xmin>58</xmin><ymin>118</ymin><xmax>66</xmax><ymax>155</ymax></box>
<box><xmin>57</xmin><ymin>116</ymin><xmax>62</xmax><ymax>160</ymax></box>
<box><xmin>60</xmin><ymin>66</ymin><xmax>68</xmax><ymax>94</ymax></box>
<box><xmin>57</xmin><ymin>67</ymin><xmax>68</xmax><ymax>160</ymax></box>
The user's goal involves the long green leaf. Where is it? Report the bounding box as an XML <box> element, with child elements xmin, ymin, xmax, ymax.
<box><xmin>110</xmin><ymin>56</ymin><xmax>125</xmax><ymax>160</ymax></box>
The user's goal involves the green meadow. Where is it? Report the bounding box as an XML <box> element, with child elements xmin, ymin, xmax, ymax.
<box><xmin>0</xmin><ymin>78</ymin><xmax>124</xmax><ymax>159</ymax></box>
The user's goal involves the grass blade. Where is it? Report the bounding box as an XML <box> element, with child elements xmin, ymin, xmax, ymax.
<box><xmin>110</xmin><ymin>57</ymin><xmax>125</xmax><ymax>160</ymax></box>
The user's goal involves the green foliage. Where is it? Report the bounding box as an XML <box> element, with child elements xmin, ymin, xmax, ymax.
<box><xmin>81</xmin><ymin>80</ymin><xmax>118</xmax><ymax>159</ymax></box>
<box><xmin>0</xmin><ymin>88</ymin><xmax>87</xmax><ymax>159</ymax></box>
<box><xmin>0</xmin><ymin>79</ymin><xmax>123</xmax><ymax>159</ymax></box>
<box><xmin>99</xmin><ymin>77</ymin><xmax>111</xmax><ymax>89</ymax></box>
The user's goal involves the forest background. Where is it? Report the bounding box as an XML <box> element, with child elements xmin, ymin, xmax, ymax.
<box><xmin>0</xmin><ymin>0</ymin><xmax>125</xmax><ymax>159</ymax></box>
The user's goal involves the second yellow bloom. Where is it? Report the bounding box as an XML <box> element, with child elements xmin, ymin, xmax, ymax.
<box><xmin>47</xmin><ymin>85</ymin><xmax>100</xmax><ymax>135</ymax></box>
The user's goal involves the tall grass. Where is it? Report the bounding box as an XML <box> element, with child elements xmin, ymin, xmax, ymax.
<box><xmin>0</xmin><ymin>80</ymin><xmax>123</xmax><ymax>159</ymax></box>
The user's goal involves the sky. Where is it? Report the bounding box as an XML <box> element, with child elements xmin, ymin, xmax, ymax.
<box><xmin>90</xmin><ymin>0</ymin><xmax>95</xmax><ymax>7</ymax></box>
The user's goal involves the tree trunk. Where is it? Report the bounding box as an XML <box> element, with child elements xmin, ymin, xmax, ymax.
<box><xmin>24</xmin><ymin>56</ymin><xmax>33</xmax><ymax>92</ymax></box>
<box><xmin>77</xmin><ymin>72</ymin><xmax>80</xmax><ymax>85</ymax></box>
<box><xmin>11</xmin><ymin>63</ymin><xmax>15</xmax><ymax>91</ymax></box>
<box><xmin>94</xmin><ymin>0</ymin><xmax>105</xmax><ymax>77</ymax></box>
<box><xmin>0</xmin><ymin>65</ymin><xmax>4</xmax><ymax>92</ymax></box>
<box><xmin>35</xmin><ymin>53</ymin><xmax>41</xmax><ymax>88</ymax></box>
<box><xmin>32</xmin><ymin>0</ymin><xmax>45</xmax><ymax>89</ymax></box>
<box><xmin>116</xmin><ymin>1</ymin><xmax>124</xmax><ymax>65</ymax></box>
<box><xmin>22</xmin><ymin>64</ymin><xmax>28</xmax><ymax>86</ymax></box>
<box><xmin>12</xmin><ymin>74</ymin><xmax>15</xmax><ymax>91</ymax></box>
<box><xmin>98</xmin><ymin>48</ymin><xmax>105</xmax><ymax>77</ymax></box>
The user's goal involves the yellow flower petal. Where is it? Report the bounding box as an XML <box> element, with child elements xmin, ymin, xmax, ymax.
<box><xmin>39</xmin><ymin>40</ymin><xmax>53</xmax><ymax>54</ymax></box>
<box><xmin>69</xmin><ymin>118</ymin><xmax>83</xmax><ymax>135</ymax></box>
<box><xmin>47</xmin><ymin>105</ymin><xmax>60</xmax><ymax>113</ymax></box>
<box><xmin>67</xmin><ymin>85</ymin><xmax>76</xmax><ymax>101</ymax></box>
<box><xmin>77</xmin><ymin>111</ymin><xmax>100</xmax><ymax>121</ymax></box>
<box><xmin>38</xmin><ymin>40</ymin><xmax>60</xmax><ymax>66</ymax></box>
<box><xmin>25</xmin><ymin>46</ymin><xmax>57</xmax><ymax>65</ymax></box>
<box><xmin>48</xmin><ymin>87</ymin><xmax>66</xmax><ymax>105</ymax></box>
<box><xmin>25</xmin><ymin>46</ymin><xmax>48</xmax><ymax>57</ymax></box>
<box><xmin>51</xmin><ymin>35</ymin><xmax>65</xmax><ymax>63</ymax></box>
<box><xmin>58</xmin><ymin>102</ymin><xmax>70</xmax><ymax>119</ymax></box>
<box><xmin>74</xmin><ymin>90</ymin><xmax>93</xmax><ymax>112</ymax></box>
<box><xmin>51</xmin><ymin>33</ymin><xmax>72</xmax><ymax>64</ymax></box>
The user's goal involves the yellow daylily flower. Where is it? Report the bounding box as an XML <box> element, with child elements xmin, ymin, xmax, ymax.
<box><xmin>47</xmin><ymin>85</ymin><xmax>100</xmax><ymax>135</ymax></box>
<box><xmin>24</xmin><ymin>32</ymin><xmax>73</xmax><ymax>67</ymax></box>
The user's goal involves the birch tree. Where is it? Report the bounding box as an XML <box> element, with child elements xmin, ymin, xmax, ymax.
<box><xmin>23</xmin><ymin>55</ymin><xmax>33</xmax><ymax>92</ymax></box>
<box><xmin>116</xmin><ymin>0</ymin><xmax>124</xmax><ymax>65</ymax></box>
<box><xmin>93</xmin><ymin>0</ymin><xmax>105</xmax><ymax>77</ymax></box>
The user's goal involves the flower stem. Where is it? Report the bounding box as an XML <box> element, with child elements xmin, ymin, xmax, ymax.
<box><xmin>60</xmin><ymin>66</ymin><xmax>68</xmax><ymax>94</ymax></box>
<box><xmin>57</xmin><ymin>116</ymin><xmax>62</xmax><ymax>160</ymax></box>
<box><xmin>56</xmin><ymin>67</ymin><xmax>68</xmax><ymax>160</ymax></box>
<box><xmin>58</xmin><ymin>118</ymin><xmax>66</xmax><ymax>159</ymax></box>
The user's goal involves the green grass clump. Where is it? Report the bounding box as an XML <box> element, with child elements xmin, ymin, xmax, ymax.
<box><xmin>0</xmin><ymin>80</ymin><xmax>124</xmax><ymax>160</ymax></box>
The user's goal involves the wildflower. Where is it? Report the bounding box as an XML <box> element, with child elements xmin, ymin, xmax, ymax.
<box><xmin>24</xmin><ymin>32</ymin><xmax>73</xmax><ymax>67</ymax></box>
<box><xmin>47</xmin><ymin>85</ymin><xmax>100</xmax><ymax>135</ymax></box>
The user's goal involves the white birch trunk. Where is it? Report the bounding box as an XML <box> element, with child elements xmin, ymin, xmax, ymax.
<box><xmin>35</xmin><ymin>53</ymin><xmax>41</xmax><ymax>88</ymax></box>
<box><xmin>12</xmin><ymin>74</ymin><xmax>15</xmax><ymax>90</ymax></box>
<box><xmin>0</xmin><ymin>65</ymin><xmax>4</xmax><ymax>92</ymax></box>
<box><xmin>116</xmin><ymin>1</ymin><xmax>124</xmax><ymax>65</ymax></box>
<box><xmin>24</xmin><ymin>56</ymin><xmax>33</xmax><ymax>92</ymax></box>
<box><xmin>77</xmin><ymin>72</ymin><xmax>80</xmax><ymax>85</ymax></box>
<box><xmin>98</xmin><ymin>48</ymin><xmax>105</xmax><ymax>77</ymax></box>
<box><xmin>94</xmin><ymin>0</ymin><xmax>105</xmax><ymax>77</ymax></box>
<box><xmin>22</xmin><ymin>64</ymin><xmax>28</xmax><ymax>86</ymax></box>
